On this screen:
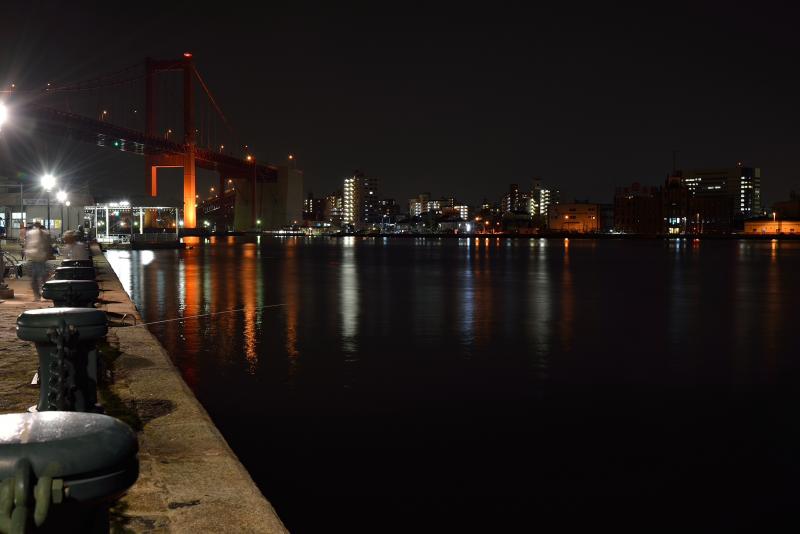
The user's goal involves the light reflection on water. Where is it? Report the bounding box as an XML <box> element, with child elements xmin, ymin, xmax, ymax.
<box><xmin>105</xmin><ymin>237</ymin><xmax>800</xmax><ymax>532</ymax></box>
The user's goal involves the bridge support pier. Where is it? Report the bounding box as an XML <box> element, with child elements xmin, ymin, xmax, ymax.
<box><xmin>183</xmin><ymin>148</ymin><xmax>196</xmax><ymax>229</ymax></box>
<box><xmin>145</xmin><ymin>153</ymin><xmax>197</xmax><ymax>229</ymax></box>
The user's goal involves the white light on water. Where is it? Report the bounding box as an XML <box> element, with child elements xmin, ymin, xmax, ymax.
<box><xmin>140</xmin><ymin>250</ymin><xmax>155</xmax><ymax>266</ymax></box>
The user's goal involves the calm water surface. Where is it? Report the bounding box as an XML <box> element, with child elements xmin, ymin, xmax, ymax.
<box><xmin>107</xmin><ymin>237</ymin><xmax>800</xmax><ymax>532</ymax></box>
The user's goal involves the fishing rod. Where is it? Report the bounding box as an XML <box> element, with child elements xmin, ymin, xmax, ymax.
<box><xmin>119</xmin><ymin>303</ymin><xmax>287</xmax><ymax>328</ymax></box>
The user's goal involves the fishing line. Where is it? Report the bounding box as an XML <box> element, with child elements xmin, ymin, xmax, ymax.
<box><xmin>124</xmin><ymin>303</ymin><xmax>287</xmax><ymax>328</ymax></box>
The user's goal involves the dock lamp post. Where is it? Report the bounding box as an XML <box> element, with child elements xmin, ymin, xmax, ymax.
<box><xmin>41</xmin><ymin>173</ymin><xmax>56</xmax><ymax>231</ymax></box>
<box><xmin>56</xmin><ymin>190</ymin><xmax>68</xmax><ymax>236</ymax></box>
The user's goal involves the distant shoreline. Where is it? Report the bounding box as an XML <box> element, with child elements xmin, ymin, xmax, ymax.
<box><xmin>315</xmin><ymin>233</ymin><xmax>800</xmax><ymax>240</ymax></box>
<box><xmin>183</xmin><ymin>230</ymin><xmax>800</xmax><ymax>241</ymax></box>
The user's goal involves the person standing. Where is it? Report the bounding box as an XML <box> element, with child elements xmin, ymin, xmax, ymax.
<box><xmin>62</xmin><ymin>231</ymin><xmax>90</xmax><ymax>260</ymax></box>
<box><xmin>24</xmin><ymin>222</ymin><xmax>51</xmax><ymax>301</ymax></box>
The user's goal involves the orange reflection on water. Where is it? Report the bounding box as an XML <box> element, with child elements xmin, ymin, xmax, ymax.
<box><xmin>241</xmin><ymin>243</ymin><xmax>259</xmax><ymax>373</ymax></box>
<box><xmin>209</xmin><ymin>243</ymin><xmax>238</xmax><ymax>365</ymax></box>
<box><xmin>764</xmin><ymin>241</ymin><xmax>781</xmax><ymax>376</ymax></box>
<box><xmin>560</xmin><ymin>238</ymin><xmax>574</xmax><ymax>351</ymax></box>
<box><xmin>175</xmin><ymin>248</ymin><xmax>202</xmax><ymax>389</ymax></box>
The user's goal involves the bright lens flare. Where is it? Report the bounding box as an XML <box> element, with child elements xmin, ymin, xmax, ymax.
<box><xmin>41</xmin><ymin>173</ymin><xmax>56</xmax><ymax>191</ymax></box>
<box><xmin>0</xmin><ymin>102</ymin><xmax>7</xmax><ymax>129</ymax></box>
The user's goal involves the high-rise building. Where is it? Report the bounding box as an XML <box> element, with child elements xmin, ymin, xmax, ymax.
<box><xmin>408</xmin><ymin>194</ymin><xmax>457</xmax><ymax>217</ymax></box>
<box><xmin>502</xmin><ymin>184</ymin><xmax>521</xmax><ymax>213</ymax></box>
<box><xmin>528</xmin><ymin>179</ymin><xmax>558</xmax><ymax>221</ymax></box>
<box><xmin>408</xmin><ymin>193</ymin><xmax>430</xmax><ymax>217</ymax></box>
<box><xmin>303</xmin><ymin>192</ymin><xmax>325</xmax><ymax>221</ymax></box>
<box><xmin>377</xmin><ymin>198</ymin><xmax>399</xmax><ymax>218</ymax></box>
<box><xmin>324</xmin><ymin>190</ymin><xmax>343</xmax><ymax>225</ymax></box>
<box><xmin>343</xmin><ymin>170</ymin><xmax>379</xmax><ymax>230</ymax></box>
<box><xmin>679</xmin><ymin>164</ymin><xmax>761</xmax><ymax>217</ymax></box>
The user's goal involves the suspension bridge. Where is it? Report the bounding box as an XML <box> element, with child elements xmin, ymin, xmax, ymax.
<box><xmin>2</xmin><ymin>53</ymin><xmax>282</xmax><ymax>230</ymax></box>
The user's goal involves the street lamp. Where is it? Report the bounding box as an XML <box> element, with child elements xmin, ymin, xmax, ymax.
<box><xmin>41</xmin><ymin>174</ymin><xmax>56</xmax><ymax>231</ymax></box>
<box><xmin>65</xmin><ymin>200</ymin><xmax>71</xmax><ymax>231</ymax></box>
<box><xmin>56</xmin><ymin>191</ymin><xmax>67</xmax><ymax>236</ymax></box>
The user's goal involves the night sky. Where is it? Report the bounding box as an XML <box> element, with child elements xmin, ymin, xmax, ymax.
<box><xmin>2</xmin><ymin>1</ymin><xmax>800</xmax><ymax>206</ymax></box>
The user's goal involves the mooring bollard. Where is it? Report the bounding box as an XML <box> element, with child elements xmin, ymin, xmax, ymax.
<box><xmin>16</xmin><ymin>308</ymin><xmax>108</xmax><ymax>413</ymax></box>
<box><xmin>53</xmin><ymin>266</ymin><xmax>97</xmax><ymax>281</ymax></box>
<box><xmin>0</xmin><ymin>411</ymin><xmax>139</xmax><ymax>533</ymax></box>
<box><xmin>60</xmin><ymin>259</ymin><xmax>94</xmax><ymax>268</ymax></box>
<box><xmin>42</xmin><ymin>280</ymin><xmax>100</xmax><ymax>308</ymax></box>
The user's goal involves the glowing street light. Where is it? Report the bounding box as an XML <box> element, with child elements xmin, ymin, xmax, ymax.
<box><xmin>0</xmin><ymin>101</ymin><xmax>7</xmax><ymax>130</ymax></box>
<box><xmin>41</xmin><ymin>174</ymin><xmax>56</xmax><ymax>191</ymax></box>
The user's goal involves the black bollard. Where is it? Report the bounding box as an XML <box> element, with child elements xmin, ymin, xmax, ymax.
<box><xmin>0</xmin><ymin>411</ymin><xmax>139</xmax><ymax>533</ymax></box>
<box><xmin>53</xmin><ymin>267</ymin><xmax>97</xmax><ymax>281</ymax></box>
<box><xmin>16</xmin><ymin>308</ymin><xmax>108</xmax><ymax>413</ymax></box>
<box><xmin>42</xmin><ymin>280</ymin><xmax>100</xmax><ymax>308</ymax></box>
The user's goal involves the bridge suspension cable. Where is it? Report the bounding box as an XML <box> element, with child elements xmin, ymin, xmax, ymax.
<box><xmin>192</xmin><ymin>66</ymin><xmax>245</xmax><ymax>151</ymax></box>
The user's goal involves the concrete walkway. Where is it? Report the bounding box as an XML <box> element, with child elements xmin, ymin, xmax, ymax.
<box><xmin>0</xmin><ymin>240</ymin><xmax>288</xmax><ymax>533</ymax></box>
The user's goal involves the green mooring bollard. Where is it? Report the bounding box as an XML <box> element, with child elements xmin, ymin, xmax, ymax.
<box><xmin>41</xmin><ymin>280</ymin><xmax>100</xmax><ymax>308</ymax></box>
<box><xmin>0</xmin><ymin>412</ymin><xmax>139</xmax><ymax>534</ymax></box>
<box><xmin>16</xmin><ymin>308</ymin><xmax>108</xmax><ymax>413</ymax></box>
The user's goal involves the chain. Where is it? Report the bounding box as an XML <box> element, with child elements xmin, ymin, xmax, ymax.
<box><xmin>0</xmin><ymin>459</ymin><xmax>65</xmax><ymax>533</ymax></box>
<box><xmin>46</xmin><ymin>321</ymin><xmax>78</xmax><ymax>411</ymax></box>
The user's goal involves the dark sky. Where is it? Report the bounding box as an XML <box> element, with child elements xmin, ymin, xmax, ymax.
<box><xmin>2</xmin><ymin>1</ymin><xmax>800</xmax><ymax>207</ymax></box>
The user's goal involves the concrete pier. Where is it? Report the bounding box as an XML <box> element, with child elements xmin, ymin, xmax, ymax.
<box><xmin>0</xmin><ymin>241</ymin><xmax>288</xmax><ymax>533</ymax></box>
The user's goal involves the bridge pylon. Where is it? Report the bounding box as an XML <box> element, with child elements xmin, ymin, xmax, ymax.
<box><xmin>145</xmin><ymin>53</ymin><xmax>197</xmax><ymax>229</ymax></box>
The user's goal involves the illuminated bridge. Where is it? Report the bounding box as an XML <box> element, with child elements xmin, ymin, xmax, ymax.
<box><xmin>3</xmin><ymin>54</ymin><xmax>286</xmax><ymax>229</ymax></box>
